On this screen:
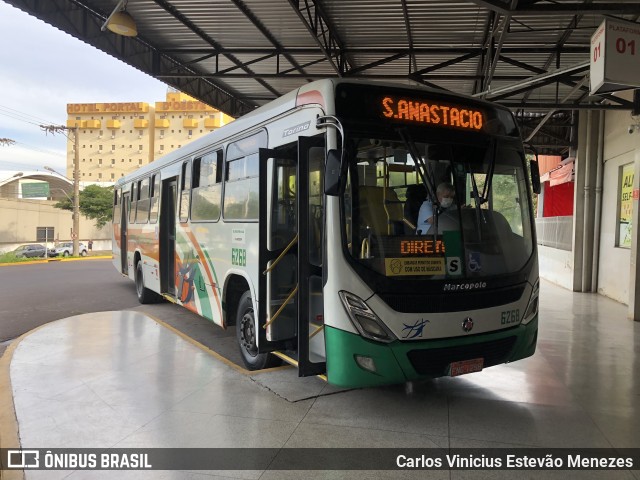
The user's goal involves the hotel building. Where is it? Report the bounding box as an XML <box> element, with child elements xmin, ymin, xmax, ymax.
<box><xmin>66</xmin><ymin>91</ymin><xmax>234</xmax><ymax>182</ymax></box>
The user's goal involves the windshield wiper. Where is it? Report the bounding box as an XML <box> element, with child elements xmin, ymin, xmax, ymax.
<box><xmin>468</xmin><ymin>141</ymin><xmax>498</xmax><ymax>237</ymax></box>
<box><xmin>396</xmin><ymin>128</ymin><xmax>437</xmax><ymax>207</ymax></box>
<box><xmin>480</xmin><ymin>140</ymin><xmax>497</xmax><ymax>206</ymax></box>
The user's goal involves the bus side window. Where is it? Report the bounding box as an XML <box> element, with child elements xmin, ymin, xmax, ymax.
<box><xmin>223</xmin><ymin>131</ymin><xmax>266</xmax><ymax>221</ymax></box>
<box><xmin>149</xmin><ymin>174</ymin><xmax>161</xmax><ymax>223</ymax></box>
<box><xmin>137</xmin><ymin>177</ymin><xmax>150</xmax><ymax>224</ymax></box>
<box><xmin>179</xmin><ymin>160</ymin><xmax>191</xmax><ymax>223</ymax></box>
<box><xmin>308</xmin><ymin>146</ymin><xmax>324</xmax><ymax>266</ymax></box>
<box><xmin>113</xmin><ymin>189</ymin><xmax>121</xmax><ymax>224</ymax></box>
<box><xmin>272</xmin><ymin>157</ymin><xmax>297</xmax><ymax>250</ymax></box>
<box><xmin>129</xmin><ymin>183</ymin><xmax>137</xmax><ymax>224</ymax></box>
<box><xmin>191</xmin><ymin>150</ymin><xmax>222</xmax><ymax>221</ymax></box>
<box><xmin>223</xmin><ymin>152</ymin><xmax>259</xmax><ymax>220</ymax></box>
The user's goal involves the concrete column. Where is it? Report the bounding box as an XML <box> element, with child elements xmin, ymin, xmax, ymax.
<box><xmin>591</xmin><ymin>111</ymin><xmax>605</xmax><ymax>292</ymax></box>
<box><xmin>572</xmin><ymin>111</ymin><xmax>588</xmax><ymax>292</ymax></box>
<box><xmin>581</xmin><ymin>111</ymin><xmax>600</xmax><ymax>292</ymax></box>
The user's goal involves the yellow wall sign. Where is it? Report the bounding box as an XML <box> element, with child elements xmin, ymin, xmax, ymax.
<box><xmin>619</xmin><ymin>163</ymin><xmax>634</xmax><ymax>248</ymax></box>
<box><xmin>157</xmin><ymin>101</ymin><xmax>217</xmax><ymax>112</ymax></box>
<box><xmin>67</xmin><ymin>102</ymin><xmax>149</xmax><ymax>113</ymax></box>
<box><xmin>385</xmin><ymin>257</ymin><xmax>445</xmax><ymax>276</ymax></box>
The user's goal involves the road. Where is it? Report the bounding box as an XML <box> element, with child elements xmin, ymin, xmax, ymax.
<box><xmin>0</xmin><ymin>259</ymin><xmax>240</xmax><ymax>364</ymax></box>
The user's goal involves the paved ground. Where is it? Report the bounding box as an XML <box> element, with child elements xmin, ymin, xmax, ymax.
<box><xmin>0</xmin><ymin>259</ymin><xmax>240</xmax><ymax>364</ymax></box>
<box><xmin>6</xmin><ymin>281</ymin><xmax>640</xmax><ymax>479</ymax></box>
<box><xmin>0</xmin><ymin>260</ymin><xmax>138</xmax><ymax>349</ymax></box>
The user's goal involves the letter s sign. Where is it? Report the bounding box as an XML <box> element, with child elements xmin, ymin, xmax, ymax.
<box><xmin>447</xmin><ymin>257</ymin><xmax>461</xmax><ymax>275</ymax></box>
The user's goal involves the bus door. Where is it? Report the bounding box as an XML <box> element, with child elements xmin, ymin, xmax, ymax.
<box><xmin>121</xmin><ymin>193</ymin><xmax>129</xmax><ymax>275</ymax></box>
<box><xmin>257</xmin><ymin>136</ymin><xmax>327</xmax><ymax>377</ymax></box>
<box><xmin>160</xmin><ymin>177</ymin><xmax>178</xmax><ymax>297</ymax></box>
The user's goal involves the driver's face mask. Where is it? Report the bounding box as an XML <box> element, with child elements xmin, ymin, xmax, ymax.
<box><xmin>440</xmin><ymin>197</ymin><xmax>454</xmax><ymax>209</ymax></box>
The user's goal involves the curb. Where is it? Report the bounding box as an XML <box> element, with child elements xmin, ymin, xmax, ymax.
<box><xmin>0</xmin><ymin>328</ymin><xmax>40</xmax><ymax>480</ymax></box>
<box><xmin>142</xmin><ymin>311</ymin><xmax>292</xmax><ymax>376</ymax></box>
<box><xmin>0</xmin><ymin>310</ymin><xmax>292</xmax><ymax>480</ymax></box>
<box><xmin>0</xmin><ymin>256</ymin><xmax>112</xmax><ymax>267</ymax></box>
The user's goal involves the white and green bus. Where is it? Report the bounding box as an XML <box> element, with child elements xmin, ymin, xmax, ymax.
<box><xmin>112</xmin><ymin>79</ymin><xmax>540</xmax><ymax>387</ymax></box>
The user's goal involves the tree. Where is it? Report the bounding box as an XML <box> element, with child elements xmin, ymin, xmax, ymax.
<box><xmin>55</xmin><ymin>184</ymin><xmax>114</xmax><ymax>229</ymax></box>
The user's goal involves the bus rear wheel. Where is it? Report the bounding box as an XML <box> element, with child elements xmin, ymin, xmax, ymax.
<box><xmin>236</xmin><ymin>291</ymin><xmax>279</xmax><ymax>370</ymax></box>
<box><xmin>135</xmin><ymin>261</ymin><xmax>161</xmax><ymax>304</ymax></box>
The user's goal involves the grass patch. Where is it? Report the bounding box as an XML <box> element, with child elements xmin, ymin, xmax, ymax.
<box><xmin>0</xmin><ymin>253</ymin><xmax>41</xmax><ymax>263</ymax></box>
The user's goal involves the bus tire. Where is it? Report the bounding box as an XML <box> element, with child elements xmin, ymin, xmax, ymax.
<box><xmin>135</xmin><ymin>261</ymin><xmax>161</xmax><ymax>304</ymax></box>
<box><xmin>236</xmin><ymin>291</ymin><xmax>279</xmax><ymax>370</ymax></box>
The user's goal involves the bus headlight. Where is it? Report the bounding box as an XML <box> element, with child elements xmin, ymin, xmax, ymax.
<box><xmin>339</xmin><ymin>291</ymin><xmax>396</xmax><ymax>343</ymax></box>
<box><xmin>522</xmin><ymin>279</ymin><xmax>539</xmax><ymax>325</ymax></box>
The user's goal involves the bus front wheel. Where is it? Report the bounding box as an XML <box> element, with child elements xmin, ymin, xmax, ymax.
<box><xmin>236</xmin><ymin>291</ymin><xmax>279</xmax><ymax>370</ymax></box>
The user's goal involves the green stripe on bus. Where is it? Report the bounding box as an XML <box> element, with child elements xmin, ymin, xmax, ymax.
<box><xmin>202</xmin><ymin>249</ymin><xmax>220</xmax><ymax>287</ymax></box>
<box><xmin>194</xmin><ymin>265</ymin><xmax>213</xmax><ymax>321</ymax></box>
<box><xmin>324</xmin><ymin>317</ymin><xmax>538</xmax><ymax>388</ymax></box>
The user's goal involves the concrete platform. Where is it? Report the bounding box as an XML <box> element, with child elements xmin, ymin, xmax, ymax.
<box><xmin>2</xmin><ymin>280</ymin><xmax>640</xmax><ymax>479</ymax></box>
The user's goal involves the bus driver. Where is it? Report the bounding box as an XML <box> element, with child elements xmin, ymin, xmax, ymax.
<box><xmin>416</xmin><ymin>182</ymin><xmax>456</xmax><ymax>235</ymax></box>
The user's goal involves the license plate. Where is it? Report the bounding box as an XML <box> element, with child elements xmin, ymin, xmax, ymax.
<box><xmin>449</xmin><ymin>358</ymin><xmax>484</xmax><ymax>377</ymax></box>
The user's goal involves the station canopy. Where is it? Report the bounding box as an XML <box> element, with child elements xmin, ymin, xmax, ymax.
<box><xmin>7</xmin><ymin>0</ymin><xmax>640</xmax><ymax>155</ymax></box>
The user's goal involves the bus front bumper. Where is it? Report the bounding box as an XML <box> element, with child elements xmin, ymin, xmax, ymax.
<box><xmin>324</xmin><ymin>316</ymin><xmax>538</xmax><ymax>388</ymax></box>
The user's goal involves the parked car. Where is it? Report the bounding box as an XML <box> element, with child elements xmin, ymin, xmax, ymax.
<box><xmin>12</xmin><ymin>244</ymin><xmax>48</xmax><ymax>258</ymax></box>
<box><xmin>50</xmin><ymin>242</ymin><xmax>88</xmax><ymax>257</ymax></box>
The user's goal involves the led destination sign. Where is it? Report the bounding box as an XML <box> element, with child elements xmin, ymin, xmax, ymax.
<box><xmin>380</xmin><ymin>237</ymin><xmax>447</xmax><ymax>277</ymax></box>
<box><xmin>380</xmin><ymin>236</ymin><xmax>447</xmax><ymax>257</ymax></box>
<box><xmin>381</xmin><ymin>96</ymin><xmax>484</xmax><ymax>131</ymax></box>
<box><xmin>400</xmin><ymin>239</ymin><xmax>446</xmax><ymax>255</ymax></box>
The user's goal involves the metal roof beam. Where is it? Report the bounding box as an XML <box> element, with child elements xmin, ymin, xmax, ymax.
<box><xmin>230</xmin><ymin>0</ymin><xmax>312</xmax><ymax>81</ymax></box>
<box><xmin>286</xmin><ymin>0</ymin><xmax>352</xmax><ymax>76</ymax></box>
<box><xmin>523</xmin><ymin>76</ymin><xmax>587</xmax><ymax>142</ymax></box>
<box><xmin>499</xmin><ymin>102</ymin><xmax>631</xmax><ymax>110</ymax></box>
<box><xmin>474</xmin><ymin>13</ymin><xmax>497</xmax><ymax>95</ymax></box>
<box><xmin>520</xmin><ymin>125</ymin><xmax>575</xmax><ymax>144</ymax></box>
<box><xmin>166</xmin><ymin>52</ymin><xmax>217</xmax><ymax>72</ymax></box>
<box><xmin>347</xmin><ymin>53</ymin><xmax>408</xmax><ymax>76</ymax></box>
<box><xmin>490</xmin><ymin>76</ymin><xmax>572</xmax><ymax>101</ymax></box>
<box><xmin>400</xmin><ymin>0</ymin><xmax>417</xmax><ymax>73</ymax></box>
<box><xmin>413</xmin><ymin>52</ymin><xmax>480</xmax><ymax>76</ymax></box>
<box><xmin>475</xmin><ymin>61</ymin><xmax>589</xmax><ymax>98</ymax></box>
<box><xmin>159</xmin><ymin>46</ymin><xmax>589</xmax><ymax>55</ymax></box>
<box><xmin>497</xmin><ymin>54</ymin><xmax>590</xmax><ymax>99</ymax></box>
<box><xmin>519</xmin><ymin>11</ymin><xmax>586</xmax><ymax>107</ymax></box>
<box><xmin>156</xmin><ymin>72</ymin><xmax>589</xmax><ymax>80</ymax></box>
<box><xmin>470</xmin><ymin>0</ymin><xmax>640</xmax><ymax>15</ymax></box>
<box><xmin>152</xmin><ymin>0</ymin><xmax>280</xmax><ymax>98</ymax></box>
<box><xmin>469</xmin><ymin>0</ymin><xmax>511</xmax><ymax>15</ymax></box>
<box><xmin>481</xmin><ymin>1</ymin><xmax>517</xmax><ymax>98</ymax></box>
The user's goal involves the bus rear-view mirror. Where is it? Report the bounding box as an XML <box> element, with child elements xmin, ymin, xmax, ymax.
<box><xmin>325</xmin><ymin>149</ymin><xmax>342</xmax><ymax>196</ymax></box>
<box><xmin>530</xmin><ymin>159</ymin><xmax>541</xmax><ymax>194</ymax></box>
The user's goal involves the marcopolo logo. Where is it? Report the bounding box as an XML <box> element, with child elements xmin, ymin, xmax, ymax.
<box><xmin>443</xmin><ymin>281</ymin><xmax>487</xmax><ymax>292</ymax></box>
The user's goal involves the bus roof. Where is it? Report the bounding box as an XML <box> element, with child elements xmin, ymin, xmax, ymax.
<box><xmin>117</xmin><ymin>78</ymin><xmax>514</xmax><ymax>186</ymax></box>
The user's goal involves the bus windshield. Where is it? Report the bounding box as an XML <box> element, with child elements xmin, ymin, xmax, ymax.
<box><xmin>342</xmin><ymin>135</ymin><xmax>533</xmax><ymax>280</ymax></box>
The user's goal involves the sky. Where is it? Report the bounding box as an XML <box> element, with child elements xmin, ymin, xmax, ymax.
<box><xmin>0</xmin><ymin>1</ymin><xmax>170</xmax><ymax>174</ymax></box>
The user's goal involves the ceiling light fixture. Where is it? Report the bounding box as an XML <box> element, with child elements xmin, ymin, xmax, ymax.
<box><xmin>101</xmin><ymin>0</ymin><xmax>138</xmax><ymax>37</ymax></box>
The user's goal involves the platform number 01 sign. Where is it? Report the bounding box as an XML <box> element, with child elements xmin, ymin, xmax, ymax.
<box><xmin>590</xmin><ymin>18</ymin><xmax>640</xmax><ymax>95</ymax></box>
